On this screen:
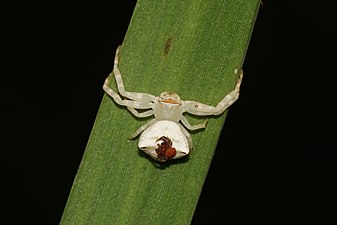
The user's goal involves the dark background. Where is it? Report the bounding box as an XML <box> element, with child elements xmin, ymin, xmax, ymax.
<box><xmin>2</xmin><ymin>0</ymin><xmax>336</xmax><ymax>224</ymax></box>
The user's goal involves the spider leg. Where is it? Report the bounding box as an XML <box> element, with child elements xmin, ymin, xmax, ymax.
<box><xmin>103</xmin><ymin>77</ymin><xmax>154</xmax><ymax>109</ymax></box>
<box><xmin>112</xmin><ymin>46</ymin><xmax>156</xmax><ymax>102</ymax></box>
<box><xmin>178</xmin><ymin>124</ymin><xmax>193</xmax><ymax>149</ymax></box>
<box><xmin>183</xmin><ymin>70</ymin><xmax>243</xmax><ymax>116</ymax></box>
<box><xmin>128</xmin><ymin>119</ymin><xmax>157</xmax><ymax>139</ymax></box>
<box><xmin>127</xmin><ymin>108</ymin><xmax>154</xmax><ymax>118</ymax></box>
<box><xmin>180</xmin><ymin>116</ymin><xmax>208</xmax><ymax>131</ymax></box>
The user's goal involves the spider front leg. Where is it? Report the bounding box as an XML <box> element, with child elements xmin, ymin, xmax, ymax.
<box><xmin>103</xmin><ymin>78</ymin><xmax>154</xmax><ymax>109</ymax></box>
<box><xmin>111</xmin><ymin>46</ymin><xmax>156</xmax><ymax>102</ymax></box>
<box><xmin>183</xmin><ymin>70</ymin><xmax>243</xmax><ymax>116</ymax></box>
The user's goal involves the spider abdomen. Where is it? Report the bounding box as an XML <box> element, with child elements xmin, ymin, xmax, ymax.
<box><xmin>138</xmin><ymin>120</ymin><xmax>189</xmax><ymax>162</ymax></box>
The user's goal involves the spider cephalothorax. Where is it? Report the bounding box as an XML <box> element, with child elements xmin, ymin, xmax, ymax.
<box><xmin>103</xmin><ymin>46</ymin><xmax>243</xmax><ymax>162</ymax></box>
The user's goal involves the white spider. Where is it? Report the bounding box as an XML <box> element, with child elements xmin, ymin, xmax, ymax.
<box><xmin>103</xmin><ymin>46</ymin><xmax>243</xmax><ymax>162</ymax></box>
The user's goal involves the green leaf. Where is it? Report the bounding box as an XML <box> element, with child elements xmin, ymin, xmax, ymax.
<box><xmin>60</xmin><ymin>0</ymin><xmax>260</xmax><ymax>224</ymax></box>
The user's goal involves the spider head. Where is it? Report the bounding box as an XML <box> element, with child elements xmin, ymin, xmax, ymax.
<box><xmin>159</xmin><ymin>92</ymin><xmax>181</xmax><ymax>104</ymax></box>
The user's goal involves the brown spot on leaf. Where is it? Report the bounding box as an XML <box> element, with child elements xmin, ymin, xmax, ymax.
<box><xmin>163</xmin><ymin>37</ymin><xmax>173</xmax><ymax>56</ymax></box>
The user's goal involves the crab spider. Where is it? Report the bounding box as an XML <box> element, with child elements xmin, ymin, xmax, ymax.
<box><xmin>103</xmin><ymin>46</ymin><xmax>243</xmax><ymax>162</ymax></box>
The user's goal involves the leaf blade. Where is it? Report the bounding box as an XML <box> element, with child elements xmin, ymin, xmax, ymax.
<box><xmin>60</xmin><ymin>1</ymin><xmax>260</xmax><ymax>224</ymax></box>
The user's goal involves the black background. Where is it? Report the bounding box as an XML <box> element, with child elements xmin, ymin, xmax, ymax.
<box><xmin>2</xmin><ymin>0</ymin><xmax>337</xmax><ymax>224</ymax></box>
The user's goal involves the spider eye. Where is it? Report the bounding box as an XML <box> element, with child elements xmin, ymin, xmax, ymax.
<box><xmin>159</xmin><ymin>92</ymin><xmax>181</xmax><ymax>102</ymax></box>
<box><xmin>159</xmin><ymin>92</ymin><xmax>168</xmax><ymax>99</ymax></box>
